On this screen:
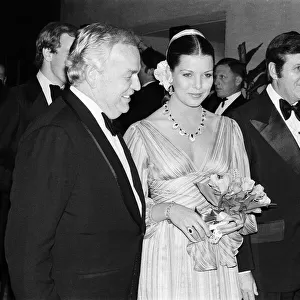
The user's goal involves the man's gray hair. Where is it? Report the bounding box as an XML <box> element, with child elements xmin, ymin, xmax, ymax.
<box><xmin>66</xmin><ymin>23</ymin><xmax>137</xmax><ymax>85</ymax></box>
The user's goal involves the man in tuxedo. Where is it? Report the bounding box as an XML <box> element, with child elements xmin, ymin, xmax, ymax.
<box><xmin>202</xmin><ymin>58</ymin><xmax>247</xmax><ymax>116</ymax></box>
<box><xmin>114</xmin><ymin>46</ymin><xmax>165</xmax><ymax>134</ymax></box>
<box><xmin>5</xmin><ymin>23</ymin><xmax>145</xmax><ymax>300</ymax></box>
<box><xmin>0</xmin><ymin>22</ymin><xmax>77</xmax><ymax>298</ymax></box>
<box><xmin>0</xmin><ymin>22</ymin><xmax>77</xmax><ymax>170</ymax></box>
<box><xmin>229</xmin><ymin>31</ymin><xmax>300</xmax><ymax>300</ymax></box>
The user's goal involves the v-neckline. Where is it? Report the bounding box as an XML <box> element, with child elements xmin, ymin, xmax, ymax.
<box><xmin>141</xmin><ymin>119</ymin><xmax>221</xmax><ymax>173</ymax></box>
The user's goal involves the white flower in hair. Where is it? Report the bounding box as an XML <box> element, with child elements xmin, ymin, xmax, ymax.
<box><xmin>154</xmin><ymin>60</ymin><xmax>173</xmax><ymax>92</ymax></box>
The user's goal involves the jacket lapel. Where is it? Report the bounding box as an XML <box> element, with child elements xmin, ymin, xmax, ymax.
<box><xmin>224</xmin><ymin>94</ymin><xmax>246</xmax><ymax>114</ymax></box>
<box><xmin>118</xmin><ymin>135</ymin><xmax>146</xmax><ymax>223</ymax></box>
<box><xmin>63</xmin><ymin>89</ymin><xmax>144</xmax><ymax>228</ymax></box>
<box><xmin>22</xmin><ymin>77</ymin><xmax>48</xmax><ymax>122</ymax></box>
<box><xmin>250</xmin><ymin>91</ymin><xmax>300</xmax><ymax>175</ymax></box>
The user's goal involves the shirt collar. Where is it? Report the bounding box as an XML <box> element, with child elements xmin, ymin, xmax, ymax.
<box><xmin>70</xmin><ymin>86</ymin><xmax>107</xmax><ymax>132</ymax></box>
<box><xmin>36</xmin><ymin>70</ymin><xmax>64</xmax><ymax>89</ymax></box>
<box><xmin>226</xmin><ymin>91</ymin><xmax>241</xmax><ymax>102</ymax></box>
<box><xmin>266</xmin><ymin>83</ymin><xmax>284</xmax><ymax>118</ymax></box>
<box><xmin>142</xmin><ymin>80</ymin><xmax>156</xmax><ymax>88</ymax></box>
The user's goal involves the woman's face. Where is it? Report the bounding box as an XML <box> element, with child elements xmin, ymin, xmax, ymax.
<box><xmin>171</xmin><ymin>53</ymin><xmax>214</xmax><ymax>107</ymax></box>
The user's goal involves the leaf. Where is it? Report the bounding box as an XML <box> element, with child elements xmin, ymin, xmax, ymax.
<box><xmin>247</xmin><ymin>60</ymin><xmax>266</xmax><ymax>83</ymax></box>
<box><xmin>246</xmin><ymin>43</ymin><xmax>263</xmax><ymax>65</ymax></box>
<box><xmin>238</xmin><ymin>42</ymin><xmax>247</xmax><ymax>63</ymax></box>
<box><xmin>195</xmin><ymin>182</ymin><xmax>220</xmax><ymax>207</ymax></box>
<box><xmin>247</xmin><ymin>72</ymin><xmax>268</xmax><ymax>94</ymax></box>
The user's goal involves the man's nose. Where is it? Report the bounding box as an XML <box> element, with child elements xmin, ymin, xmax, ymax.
<box><xmin>132</xmin><ymin>75</ymin><xmax>141</xmax><ymax>91</ymax></box>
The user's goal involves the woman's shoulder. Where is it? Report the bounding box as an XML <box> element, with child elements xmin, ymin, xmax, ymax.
<box><xmin>144</xmin><ymin>104</ymin><xmax>170</xmax><ymax>128</ymax></box>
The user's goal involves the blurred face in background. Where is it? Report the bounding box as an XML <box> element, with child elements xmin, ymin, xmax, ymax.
<box><xmin>214</xmin><ymin>64</ymin><xmax>241</xmax><ymax>98</ymax></box>
<box><xmin>42</xmin><ymin>33</ymin><xmax>75</xmax><ymax>86</ymax></box>
<box><xmin>49</xmin><ymin>33</ymin><xmax>75</xmax><ymax>86</ymax></box>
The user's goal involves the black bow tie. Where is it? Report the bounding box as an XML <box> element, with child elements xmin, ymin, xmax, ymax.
<box><xmin>279</xmin><ymin>99</ymin><xmax>300</xmax><ymax>121</ymax></box>
<box><xmin>220</xmin><ymin>98</ymin><xmax>228</xmax><ymax>108</ymax></box>
<box><xmin>101</xmin><ymin>113</ymin><xmax>117</xmax><ymax>136</ymax></box>
<box><xmin>49</xmin><ymin>84</ymin><xmax>63</xmax><ymax>102</ymax></box>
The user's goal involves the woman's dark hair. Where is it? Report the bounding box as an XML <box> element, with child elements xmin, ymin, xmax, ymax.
<box><xmin>167</xmin><ymin>34</ymin><xmax>215</xmax><ymax>71</ymax></box>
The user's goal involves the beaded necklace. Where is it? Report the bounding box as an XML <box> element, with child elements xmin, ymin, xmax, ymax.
<box><xmin>162</xmin><ymin>101</ymin><xmax>206</xmax><ymax>142</ymax></box>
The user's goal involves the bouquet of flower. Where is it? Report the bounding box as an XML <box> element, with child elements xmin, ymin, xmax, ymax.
<box><xmin>195</xmin><ymin>169</ymin><xmax>274</xmax><ymax>243</ymax></box>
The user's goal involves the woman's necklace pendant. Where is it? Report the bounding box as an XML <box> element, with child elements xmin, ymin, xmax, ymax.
<box><xmin>189</xmin><ymin>133</ymin><xmax>196</xmax><ymax>142</ymax></box>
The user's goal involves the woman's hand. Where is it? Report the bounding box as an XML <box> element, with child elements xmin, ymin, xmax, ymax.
<box><xmin>169</xmin><ymin>204</ymin><xmax>211</xmax><ymax>242</ymax></box>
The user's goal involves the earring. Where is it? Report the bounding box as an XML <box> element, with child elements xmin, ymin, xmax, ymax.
<box><xmin>168</xmin><ymin>85</ymin><xmax>174</xmax><ymax>95</ymax></box>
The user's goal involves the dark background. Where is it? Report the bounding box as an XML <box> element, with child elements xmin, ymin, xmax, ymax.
<box><xmin>0</xmin><ymin>0</ymin><xmax>61</xmax><ymax>86</ymax></box>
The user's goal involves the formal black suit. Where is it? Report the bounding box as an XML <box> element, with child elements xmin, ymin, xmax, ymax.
<box><xmin>229</xmin><ymin>89</ymin><xmax>300</xmax><ymax>293</ymax></box>
<box><xmin>202</xmin><ymin>92</ymin><xmax>247</xmax><ymax>116</ymax></box>
<box><xmin>0</xmin><ymin>76</ymin><xmax>48</xmax><ymax>178</ymax></box>
<box><xmin>5</xmin><ymin>88</ymin><xmax>146</xmax><ymax>299</ymax></box>
<box><xmin>114</xmin><ymin>81</ymin><xmax>164</xmax><ymax>135</ymax></box>
<box><xmin>0</xmin><ymin>76</ymin><xmax>49</xmax><ymax>299</ymax></box>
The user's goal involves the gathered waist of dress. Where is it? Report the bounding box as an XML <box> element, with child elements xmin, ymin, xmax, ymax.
<box><xmin>148</xmin><ymin>172</ymin><xmax>210</xmax><ymax>210</ymax></box>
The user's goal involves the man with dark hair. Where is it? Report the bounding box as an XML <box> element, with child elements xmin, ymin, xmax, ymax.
<box><xmin>115</xmin><ymin>44</ymin><xmax>165</xmax><ymax>134</ymax></box>
<box><xmin>0</xmin><ymin>21</ymin><xmax>77</xmax><ymax>175</ymax></box>
<box><xmin>203</xmin><ymin>57</ymin><xmax>247</xmax><ymax>116</ymax></box>
<box><xmin>229</xmin><ymin>31</ymin><xmax>300</xmax><ymax>299</ymax></box>
<box><xmin>0</xmin><ymin>22</ymin><xmax>77</xmax><ymax>299</ymax></box>
<box><xmin>5</xmin><ymin>23</ymin><xmax>145</xmax><ymax>299</ymax></box>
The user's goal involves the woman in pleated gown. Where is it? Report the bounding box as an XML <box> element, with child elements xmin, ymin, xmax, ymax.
<box><xmin>124</xmin><ymin>29</ymin><xmax>257</xmax><ymax>300</ymax></box>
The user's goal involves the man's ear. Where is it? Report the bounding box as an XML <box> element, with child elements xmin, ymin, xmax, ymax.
<box><xmin>85</xmin><ymin>65</ymin><xmax>99</xmax><ymax>89</ymax></box>
<box><xmin>147</xmin><ymin>67</ymin><xmax>155</xmax><ymax>76</ymax></box>
<box><xmin>42</xmin><ymin>48</ymin><xmax>53</xmax><ymax>62</ymax></box>
<box><xmin>268</xmin><ymin>62</ymin><xmax>278</xmax><ymax>80</ymax></box>
<box><xmin>235</xmin><ymin>75</ymin><xmax>243</xmax><ymax>87</ymax></box>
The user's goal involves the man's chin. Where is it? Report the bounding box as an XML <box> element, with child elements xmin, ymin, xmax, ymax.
<box><xmin>215</xmin><ymin>92</ymin><xmax>224</xmax><ymax>98</ymax></box>
<box><xmin>117</xmin><ymin>104</ymin><xmax>130</xmax><ymax>116</ymax></box>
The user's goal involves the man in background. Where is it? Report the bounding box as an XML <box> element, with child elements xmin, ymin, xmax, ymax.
<box><xmin>114</xmin><ymin>45</ymin><xmax>165</xmax><ymax>134</ymax></box>
<box><xmin>230</xmin><ymin>31</ymin><xmax>300</xmax><ymax>300</ymax></box>
<box><xmin>0</xmin><ymin>21</ymin><xmax>77</xmax><ymax>299</ymax></box>
<box><xmin>5</xmin><ymin>23</ymin><xmax>145</xmax><ymax>299</ymax></box>
<box><xmin>203</xmin><ymin>58</ymin><xmax>247</xmax><ymax>116</ymax></box>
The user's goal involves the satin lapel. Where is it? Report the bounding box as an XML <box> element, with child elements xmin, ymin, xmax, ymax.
<box><xmin>28</xmin><ymin>92</ymin><xmax>48</xmax><ymax>121</ymax></box>
<box><xmin>63</xmin><ymin>90</ymin><xmax>143</xmax><ymax>227</ymax></box>
<box><xmin>250</xmin><ymin>105</ymin><xmax>300</xmax><ymax>175</ymax></box>
<box><xmin>23</xmin><ymin>77</ymin><xmax>48</xmax><ymax>121</ymax></box>
<box><xmin>118</xmin><ymin>134</ymin><xmax>146</xmax><ymax>224</ymax></box>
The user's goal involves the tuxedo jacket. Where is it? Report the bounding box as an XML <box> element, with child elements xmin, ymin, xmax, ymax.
<box><xmin>0</xmin><ymin>76</ymin><xmax>48</xmax><ymax>185</ymax></box>
<box><xmin>5</xmin><ymin>89</ymin><xmax>146</xmax><ymax>299</ymax></box>
<box><xmin>202</xmin><ymin>93</ymin><xmax>248</xmax><ymax>116</ymax></box>
<box><xmin>229</xmin><ymin>90</ymin><xmax>300</xmax><ymax>292</ymax></box>
<box><xmin>114</xmin><ymin>81</ymin><xmax>164</xmax><ymax>135</ymax></box>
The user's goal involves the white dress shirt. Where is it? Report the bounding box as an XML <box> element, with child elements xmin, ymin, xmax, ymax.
<box><xmin>267</xmin><ymin>84</ymin><xmax>300</xmax><ymax>148</ymax></box>
<box><xmin>215</xmin><ymin>91</ymin><xmax>242</xmax><ymax>116</ymax></box>
<box><xmin>36</xmin><ymin>71</ymin><xmax>63</xmax><ymax>105</ymax></box>
<box><xmin>70</xmin><ymin>86</ymin><xmax>142</xmax><ymax>215</ymax></box>
<box><xmin>141</xmin><ymin>80</ymin><xmax>156</xmax><ymax>88</ymax></box>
